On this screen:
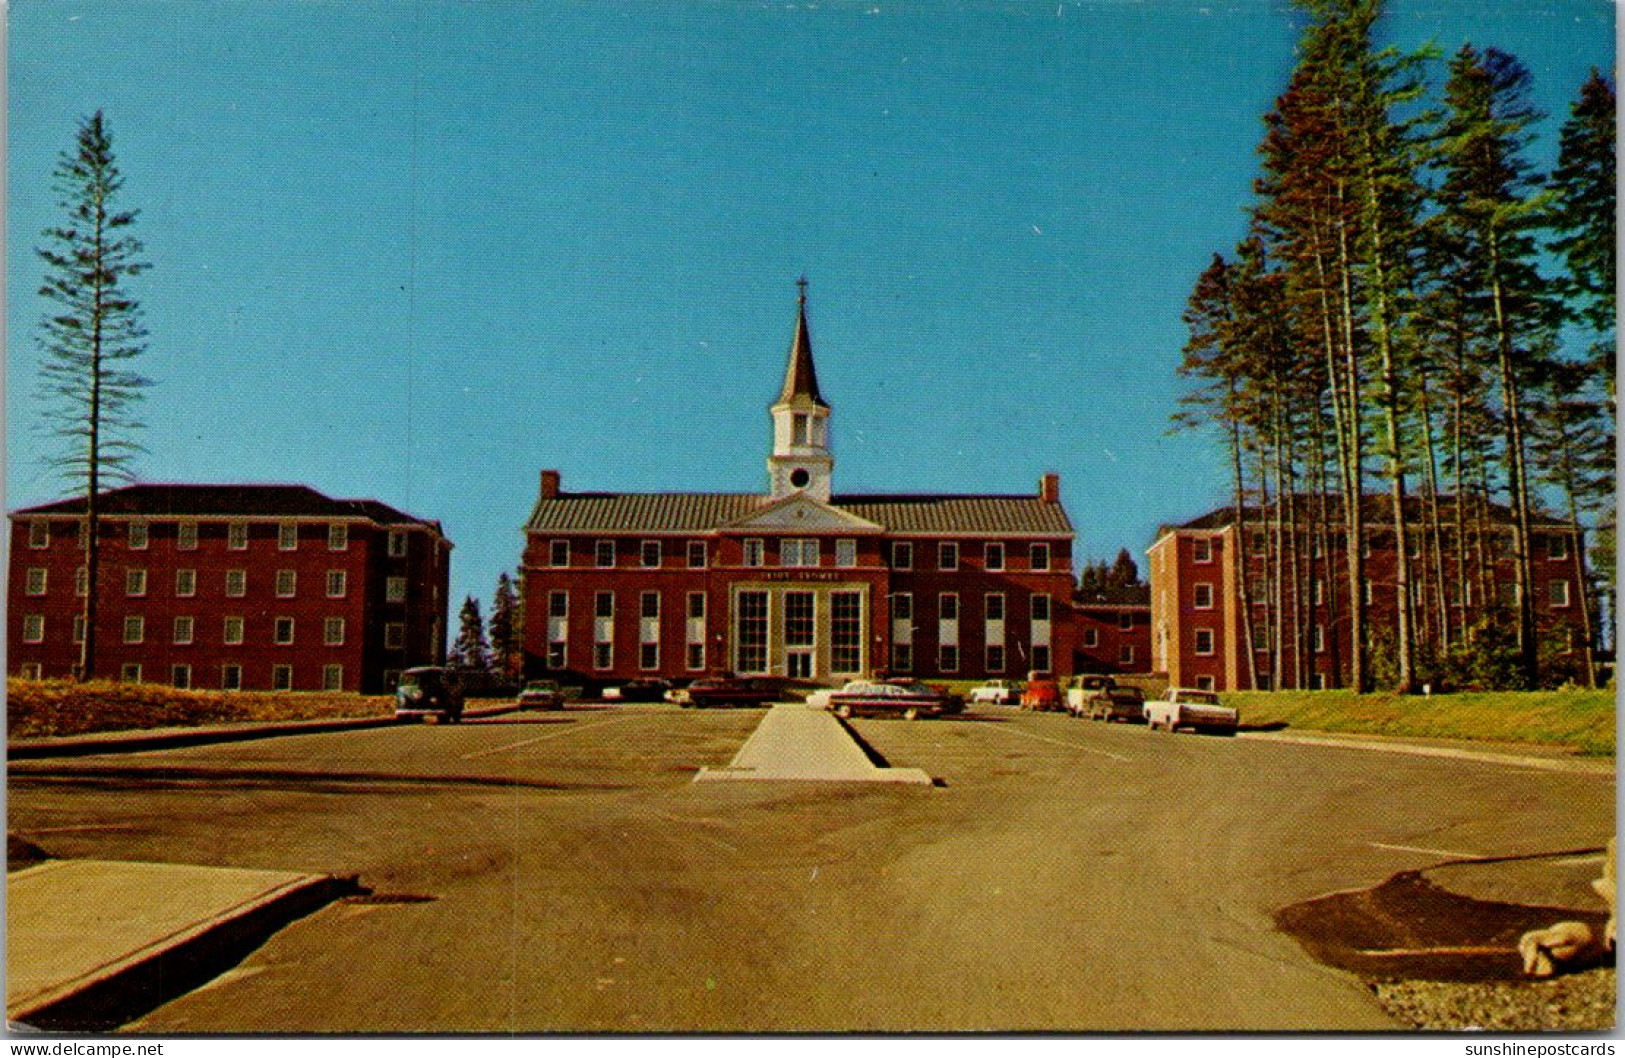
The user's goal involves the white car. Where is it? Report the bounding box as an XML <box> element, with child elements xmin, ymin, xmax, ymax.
<box><xmin>968</xmin><ymin>680</ymin><xmax>1018</xmax><ymax>706</ymax></box>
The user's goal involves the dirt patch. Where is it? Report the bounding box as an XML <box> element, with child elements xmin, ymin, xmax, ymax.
<box><xmin>1374</xmin><ymin>970</ymin><xmax>1616</xmax><ymax>1031</ymax></box>
<box><xmin>8</xmin><ymin>833</ymin><xmax>50</xmax><ymax>871</ymax></box>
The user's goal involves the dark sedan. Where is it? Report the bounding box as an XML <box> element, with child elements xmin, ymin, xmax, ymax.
<box><xmin>672</xmin><ymin>676</ymin><xmax>781</xmax><ymax>708</ymax></box>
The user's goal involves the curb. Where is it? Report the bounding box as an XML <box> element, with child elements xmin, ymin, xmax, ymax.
<box><xmin>8</xmin><ymin>870</ymin><xmax>359</xmax><ymax>1032</ymax></box>
<box><xmin>1236</xmin><ymin>729</ymin><xmax>1614</xmax><ymax>775</ymax></box>
<box><xmin>8</xmin><ymin>705</ymin><xmax>521</xmax><ymax>760</ymax></box>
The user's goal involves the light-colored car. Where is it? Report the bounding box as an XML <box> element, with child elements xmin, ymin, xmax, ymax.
<box><xmin>518</xmin><ymin>679</ymin><xmax>565</xmax><ymax>710</ymax></box>
<box><xmin>968</xmin><ymin>679</ymin><xmax>1019</xmax><ymax>706</ymax></box>
<box><xmin>828</xmin><ymin>680</ymin><xmax>963</xmax><ymax>720</ymax></box>
<box><xmin>1143</xmin><ymin>688</ymin><xmax>1238</xmax><ymax>735</ymax></box>
<box><xmin>1063</xmin><ymin>674</ymin><xmax>1117</xmax><ymax>716</ymax></box>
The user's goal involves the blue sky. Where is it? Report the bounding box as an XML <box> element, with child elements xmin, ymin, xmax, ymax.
<box><xmin>7</xmin><ymin>0</ymin><xmax>1614</xmax><ymax>613</ymax></box>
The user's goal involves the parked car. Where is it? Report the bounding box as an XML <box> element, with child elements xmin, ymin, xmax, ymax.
<box><xmin>1143</xmin><ymin>688</ymin><xmax>1239</xmax><ymax>735</ymax></box>
<box><xmin>603</xmin><ymin>679</ymin><xmax>671</xmax><ymax>702</ymax></box>
<box><xmin>395</xmin><ymin>666</ymin><xmax>466</xmax><ymax>723</ymax></box>
<box><xmin>968</xmin><ymin>679</ymin><xmax>1019</xmax><ymax>706</ymax></box>
<box><xmin>1020</xmin><ymin>678</ymin><xmax>1063</xmax><ymax>711</ymax></box>
<box><xmin>828</xmin><ymin>679</ymin><xmax>962</xmax><ymax>720</ymax></box>
<box><xmin>517</xmin><ymin>679</ymin><xmax>565</xmax><ymax>711</ymax></box>
<box><xmin>1085</xmin><ymin>686</ymin><xmax>1147</xmax><ymax>723</ymax></box>
<box><xmin>1063</xmin><ymin>673</ymin><xmax>1117</xmax><ymax>716</ymax></box>
<box><xmin>671</xmin><ymin>676</ymin><xmax>780</xmax><ymax>708</ymax></box>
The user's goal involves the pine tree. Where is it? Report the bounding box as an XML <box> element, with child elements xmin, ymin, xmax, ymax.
<box><xmin>489</xmin><ymin>573</ymin><xmax>521</xmax><ymax>680</ymax></box>
<box><xmin>36</xmin><ymin>111</ymin><xmax>151</xmax><ymax>681</ymax></box>
<box><xmin>1548</xmin><ymin>70</ymin><xmax>1616</xmax><ymax>344</ymax></box>
<box><xmin>450</xmin><ymin>596</ymin><xmax>491</xmax><ymax>673</ymax></box>
<box><xmin>1107</xmin><ymin>548</ymin><xmax>1141</xmax><ymax>588</ymax></box>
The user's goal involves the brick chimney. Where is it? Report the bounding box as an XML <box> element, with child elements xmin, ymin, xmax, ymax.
<box><xmin>540</xmin><ymin>469</ymin><xmax>561</xmax><ymax>500</ymax></box>
<box><xmin>1039</xmin><ymin>472</ymin><xmax>1060</xmax><ymax>504</ymax></box>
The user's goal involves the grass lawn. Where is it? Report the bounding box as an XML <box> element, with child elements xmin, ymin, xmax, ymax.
<box><xmin>1225</xmin><ymin>688</ymin><xmax>1616</xmax><ymax>757</ymax></box>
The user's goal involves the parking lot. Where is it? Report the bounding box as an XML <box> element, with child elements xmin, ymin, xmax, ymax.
<box><xmin>8</xmin><ymin>704</ymin><xmax>1613</xmax><ymax>1032</ymax></box>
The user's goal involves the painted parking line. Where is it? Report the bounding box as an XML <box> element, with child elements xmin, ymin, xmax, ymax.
<box><xmin>460</xmin><ymin>715</ymin><xmax>648</xmax><ymax>760</ymax></box>
<box><xmin>990</xmin><ymin>724</ymin><xmax>1133</xmax><ymax>763</ymax></box>
<box><xmin>1369</xmin><ymin>841</ymin><xmax>1484</xmax><ymax>860</ymax></box>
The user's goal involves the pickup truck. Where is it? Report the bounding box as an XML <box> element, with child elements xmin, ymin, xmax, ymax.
<box><xmin>1063</xmin><ymin>674</ymin><xmax>1116</xmax><ymax>717</ymax></box>
<box><xmin>1143</xmin><ymin>688</ymin><xmax>1239</xmax><ymax>735</ymax></box>
<box><xmin>968</xmin><ymin>680</ymin><xmax>1019</xmax><ymax>706</ymax></box>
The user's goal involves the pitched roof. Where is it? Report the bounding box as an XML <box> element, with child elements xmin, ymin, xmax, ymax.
<box><xmin>11</xmin><ymin>483</ymin><xmax>444</xmax><ymax>529</ymax></box>
<box><xmin>776</xmin><ymin>287</ymin><xmax>827</xmax><ymax>408</ymax></box>
<box><xmin>526</xmin><ymin>491</ymin><xmax>1073</xmax><ymax>535</ymax></box>
<box><xmin>1074</xmin><ymin>584</ymin><xmax>1151</xmax><ymax>608</ymax></box>
<box><xmin>1159</xmin><ymin>494</ymin><xmax>1570</xmax><ymax>538</ymax></box>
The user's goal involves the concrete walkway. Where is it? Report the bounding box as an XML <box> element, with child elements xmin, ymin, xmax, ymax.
<box><xmin>695</xmin><ymin>702</ymin><xmax>932</xmax><ymax>784</ymax></box>
<box><xmin>8</xmin><ymin>859</ymin><xmax>347</xmax><ymax>1030</ymax></box>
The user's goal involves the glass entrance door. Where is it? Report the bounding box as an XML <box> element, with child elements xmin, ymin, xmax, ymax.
<box><xmin>784</xmin><ymin>591</ymin><xmax>816</xmax><ymax>679</ymax></box>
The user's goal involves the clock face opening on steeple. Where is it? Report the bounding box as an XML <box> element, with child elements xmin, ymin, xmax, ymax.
<box><xmin>790</xmin><ymin>468</ymin><xmax>811</xmax><ymax>489</ymax></box>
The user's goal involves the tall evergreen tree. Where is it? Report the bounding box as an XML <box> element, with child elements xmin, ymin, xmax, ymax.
<box><xmin>450</xmin><ymin>596</ymin><xmax>491</xmax><ymax>672</ymax></box>
<box><xmin>1548</xmin><ymin>70</ymin><xmax>1616</xmax><ymax>346</ymax></box>
<box><xmin>1107</xmin><ymin>548</ymin><xmax>1141</xmax><ymax>588</ymax></box>
<box><xmin>36</xmin><ymin>111</ymin><xmax>151</xmax><ymax>681</ymax></box>
<box><xmin>489</xmin><ymin>572</ymin><xmax>521</xmax><ymax>679</ymax></box>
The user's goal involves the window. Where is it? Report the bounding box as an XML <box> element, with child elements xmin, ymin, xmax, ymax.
<box><xmin>1309</xmin><ymin>672</ymin><xmax>1325</xmax><ymax>690</ymax></box>
<box><xmin>549</xmin><ymin>591</ymin><xmax>569</xmax><ymax>619</ymax></box>
<box><xmin>641</xmin><ymin>540</ymin><xmax>662</xmax><ymax>568</ymax></box>
<box><xmin>126</xmin><ymin>569</ymin><xmax>147</xmax><ymax>597</ymax></box>
<box><xmin>893</xmin><ymin>643</ymin><xmax>913</xmax><ymax>672</ymax></box>
<box><xmin>595</xmin><ymin>540</ymin><xmax>616</xmax><ymax>568</ymax></box>
<box><xmin>743</xmin><ymin>539</ymin><xmax>765</xmax><ymax>567</ymax></box>
<box><xmin>72</xmin><ymin>615</ymin><xmax>86</xmax><ymax>644</ymax></box>
<box><xmin>782</xmin><ymin>539</ymin><xmax>820</xmax><ymax>567</ymax></box>
<box><xmin>939</xmin><ymin>594</ymin><xmax>959</xmax><ymax>621</ymax></box>
<box><xmin>388</xmin><ymin>530</ymin><xmax>408</xmax><ymax>558</ymax></box>
<box><xmin>547</xmin><ymin>643</ymin><xmax>567</xmax><ymax>670</ymax></box>
<box><xmin>891</xmin><ymin>593</ymin><xmax>913</xmax><ymax>621</ymax></box>
<box><xmin>985</xmin><ymin>593</ymin><xmax>1005</xmax><ymax>621</ymax></box>
<box><xmin>228</xmin><ymin>522</ymin><xmax>248</xmax><ymax>550</ymax></box>
<box><xmin>75</xmin><ymin>567</ymin><xmax>88</xmax><ymax>597</ymax></box>
<box><xmin>19</xmin><ymin>664</ymin><xmax>42</xmax><ymax>680</ymax></box>
<box><xmin>1253</xmin><ymin>625</ymin><xmax>1270</xmax><ymax>651</ymax></box>
<box><xmin>939</xmin><ymin>542</ymin><xmax>959</xmax><ymax>571</ymax></box>
<box><xmin>686</xmin><ymin>644</ymin><xmax>705</xmax><ymax>671</ymax></box>
<box><xmin>793</xmin><ymin>413</ymin><xmax>811</xmax><ymax>445</ymax></box>
<box><xmin>222</xmin><ymin>665</ymin><xmax>243</xmax><ymax>691</ymax></box>
<box><xmin>640</xmin><ymin>643</ymin><xmax>660</xmax><ymax>670</ymax></box>
<box><xmin>226</xmin><ymin>570</ymin><xmax>247</xmax><ymax>597</ymax></box>
<box><xmin>1192</xmin><ymin>537</ymin><xmax>1212</xmax><ymax>563</ymax></box>
<box><xmin>939</xmin><ymin>645</ymin><xmax>960</xmax><ymax>672</ymax></box>
<box><xmin>25</xmin><ymin>568</ymin><xmax>47</xmax><ymax>596</ymax></box>
<box><xmin>1083</xmin><ymin>628</ymin><xmax>1100</xmax><ymax>648</ymax></box>
<box><xmin>124</xmin><ymin>615</ymin><xmax>145</xmax><ymax>644</ymax></box>
<box><xmin>1119</xmin><ymin>612</ymin><xmax>1134</xmax><ymax>631</ymax></box>
<box><xmin>1313</xmin><ymin>579</ymin><xmax>1326</xmax><ymax>606</ymax></box>
<box><xmin>549</xmin><ymin>539</ymin><xmax>570</xmax><ymax>567</ymax></box>
<box><xmin>1031</xmin><ymin>595</ymin><xmax>1051</xmax><ymax>622</ymax></box>
<box><xmin>836</xmin><ymin>539</ymin><xmax>857</xmax><ymax>568</ymax></box>
<box><xmin>1194</xmin><ymin>628</ymin><xmax>1215</xmax><ymax>655</ymax></box>
<box><xmin>28</xmin><ymin>521</ymin><xmax>50</xmax><ymax>548</ymax></box>
<box><xmin>325</xmin><ymin>617</ymin><xmax>345</xmax><ymax>646</ymax></box>
<box><xmin>1195</xmin><ymin>675</ymin><xmax>1217</xmax><ymax>691</ymax></box>
<box><xmin>272</xmin><ymin>665</ymin><xmax>294</xmax><ymax>692</ymax></box>
<box><xmin>327</xmin><ymin>571</ymin><xmax>347</xmax><ymax>598</ymax></box>
<box><xmin>594</xmin><ymin>643</ymin><xmax>613</xmax><ymax>670</ymax></box>
<box><xmin>279</xmin><ymin>522</ymin><xmax>299</xmax><ymax>550</ymax></box>
<box><xmin>641</xmin><ymin>592</ymin><xmax>661</xmax><ymax>619</ymax></box>
<box><xmin>596</xmin><ymin>592</ymin><xmax>615</xmax><ymax>619</ymax></box>
<box><xmin>274</xmin><ymin>617</ymin><xmax>295</xmax><ymax>645</ymax></box>
<box><xmin>173</xmin><ymin>617</ymin><xmax>194</xmax><ymax>645</ymax></box>
<box><xmin>385</xmin><ymin>623</ymin><xmax>405</xmax><ymax>650</ymax></box>
<box><xmin>328</xmin><ymin>523</ymin><xmax>348</xmax><ymax>551</ymax></box>
<box><xmin>688</xmin><ymin>541</ymin><xmax>707</xmax><ymax>568</ymax></box>
<box><xmin>172</xmin><ymin>665</ymin><xmax>192</xmax><ymax>690</ymax></box>
<box><xmin>1550</xmin><ymin>580</ymin><xmax>1571</xmax><ymax>608</ymax></box>
<box><xmin>323</xmin><ymin>665</ymin><xmax>344</xmax><ymax>691</ymax></box>
<box><xmin>1119</xmin><ymin>645</ymin><xmax>1136</xmax><ymax>665</ymax></box>
<box><xmin>1031</xmin><ymin>543</ymin><xmax>1050</xmax><ymax>571</ymax></box>
<box><xmin>987</xmin><ymin>645</ymin><xmax>1006</xmax><ymax>673</ymax></box>
<box><xmin>785</xmin><ymin>592</ymin><xmax>815</xmax><ymax>650</ymax></box>
<box><xmin>22</xmin><ymin>615</ymin><xmax>44</xmax><ymax>644</ymax></box>
<box><xmin>1030</xmin><ymin>645</ymin><xmax>1051</xmax><ymax>673</ymax></box>
<box><xmin>387</xmin><ymin>577</ymin><xmax>406</xmax><ymax>603</ymax></box>
<box><xmin>122</xmin><ymin>663</ymin><xmax>143</xmax><ymax>684</ymax></box>
<box><xmin>224</xmin><ymin>617</ymin><xmax>245</xmax><ymax>645</ymax></box>
<box><xmin>1314</xmin><ymin>625</ymin><xmax>1326</xmax><ymax>653</ymax></box>
<box><xmin>276</xmin><ymin>570</ymin><xmax>297</xmax><ymax>598</ymax></box>
<box><xmin>128</xmin><ymin>520</ymin><xmax>149</xmax><ymax>549</ymax></box>
<box><xmin>1548</xmin><ymin>535</ymin><xmax>1570</xmax><ymax>561</ymax></box>
<box><xmin>1193</xmin><ymin>583</ymin><xmax>1214</xmax><ymax>610</ymax></box>
<box><xmin>735</xmin><ymin>591</ymin><xmax>769</xmax><ymax>673</ymax></box>
<box><xmin>687</xmin><ymin>592</ymin><xmax>706</xmax><ymax>619</ymax></box>
<box><xmin>985</xmin><ymin>542</ymin><xmax>1005</xmax><ymax>571</ymax></box>
<box><xmin>177</xmin><ymin>522</ymin><xmax>198</xmax><ymax>550</ymax></box>
<box><xmin>1365</xmin><ymin>582</ymin><xmax>1375</xmax><ymax>606</ymax></box>
<box><xmin>890</xmin><ymin>541</ymin><xmax>912</xmax><ymax>570</ymax></box>
<box><xmin>176</xmin><ymin>569</ymin><xmax>197</xmax><ymax>597</ymax></box>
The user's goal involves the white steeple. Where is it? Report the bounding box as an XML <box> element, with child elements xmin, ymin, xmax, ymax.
<box><xmin>767</xmin><ymin>277</ymin><xmax>833</xmax><ymax>502</ymax></box>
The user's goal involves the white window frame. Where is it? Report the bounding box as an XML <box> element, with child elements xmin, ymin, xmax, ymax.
<box><xmin>1030</xmin><ymin>644</ymin><xmax>1052</xmax><ymax>674</ymax></box>
<box><xmin>329</xmin><ymin>523</ymin><xmax>349</xmax><ymax>551</ymax></box>
<box><xmin>323</xmin><ymin>664</ymin><xmax>344</xmax><ymax>691</ymax></box>
<box><xmin>551</xmin><ymin>539</ymin><xmax>570</xmax><ymax>566</ymax></box>
<box><xmin>595</xmin><ymin>540</ymin><xmax>616</xmax><ymax>568</ymax></box>
<box><xmin>25</xmin><ymin>568</ymin><xmax>47</xmax><ymax>596</ymax></box>
<box><xmin>274</xmin><ymin>616</ymin><xmax>296</xmax><ymax>646</ymax></box>
<box><xmin>276</xmin><ymin>569</ymin><xmax>297</xmax><ymax>598</ymax></box>
<box><xmin>389</xmin><ymin>530</ymin><xmax>408</xmax><ymax>558</ymax></box>
<box><xmin>939</xmin><ymin>542</ymin><xmax>959</xmax><ymax>571</ymax></box>
<box><xmin>387</xmin><ymin>577</ymin><xmax>407</xmax><ymax>603</ymax></box>
<box><xmin>177</xmin><ymin>522</ymin><xmax>199</xmax><ymax>551</ymax></box>
<box><xmin>124</xmin><ymin>615</ymin><xmax>145</xmax><ymax>645</ymax></box>
<box><xmin>1192</xmin><ymin>537</ymin><xmax>1212</xmax><ymax>564</ymax></box>
<box><xmin>641</xmin><ymin>540</ymin><xmax>662</xmax><ymax>568</ymax></box>
<box><xmin>743</xmin><ymin>538</ymin><xmax>765</xmax><ymax>567</ymax></box>
<box><xmin>222</xmin><ymin>665</ymin><xmax>243</xmax><ymax>691</ymax></box>
<box><xmin>75</xmin><ymin>567</ymin><xmax>88</xmax><ymax>597</ymax></box>
<box><xmin>278</xmin><ymin>522</ymin><xmax>299</xmax><ymax>551</ymax></box>
<box><xmin>176</xmin><ymin>569</ymin><xmax>197</xmax><ymax>598</ymax></box>
<box><xmin>938</xmin><ymin>593</ymin><xmax>959</xmax><ymax>621</ymax></box>
<box><xmin>1118</xmin><ymin>612</ymin><xmax>1134</xmax><ymax>631</ymax></box>
<box><xmin>1119</xmin><ymin>644</ymin><xmax>1135</xmax><ymax>665</ymax></box>
<box><xmin>1083</xmin><ymin>627</ymin><xmax>1099</xmax><ymax>648</ymax></box>
<box><xmin>1195</xmin><ymin>675</ymin><xmax>1216</xmax><ymax>692</ymax></box>
<box><xmin>272</xmin><ymin>665</ymin><xmax>294</xmax><ymax>692</ymax></box>
<box><xmin>226</xmin><ymin>569</ymin><xmax>247</xmax><ymax>597</ymax></box>
<box><xmin>938</xmin><ymin>644</ymin><xmax>959</xmax><ymax>673</ymax></box>
<box><xmin>1193</xmin><ymin>582</ymin><xmax>1214</xmax><ymax>610</ymax></box>
<box><xmin>986</xmin><ymin>644</ymin><xmax>1006</xmax><ymax>673</ymax></box>
<box><xmin>19</xmin><ymin>663</ymin><xmax>43</xmax><ymax>681</ymax></box>
<box><xmin>173</xmin><ymin>616</ymin><xmax>195</xmax><ymax>645</ymax></box>
<box><xmin>1031</xmin><ymin>594</ymin><xmax>1051</xmax><ymax>622</ymax></box>
<box><xmin>835</xmin><ymin>539</ymin><xmax>857</xmax><ymax>568</ymax></box>
<box><xmin>128</xmin><ymin>520</ymin><xmax>149</xmax><ymax>550</ymax></box>
<box><xmin>228</xmin><ymin>522</ymin><xmax>249</xmax><ymax>550</ymax></box>
<box><xmin>985</xmin><ymin>592</ymin><xmax>1005</xmax><ymax>621</ymax></box>
<box><xmin>687</xmin><ymin>541</ymin><xmax>707</xmax><ymax>569</ymax></box>
<box><xmin>1031</xmin><ymin>542</ymin><xmax>1050</xmax><ymax>571</ymax></box>
<box><xmin>122</xmin><ymin>663</ymin><xmax>143</xmax><ymax>684</ymax></box>
<box><xmin>891</xmin><ymin>541</ymin><xmax>912</xmax><ymax>571</ymax></box>
<box><xmin>22</xmin><ymin>615</ymin><xmax>45</xmax><ymax>644</ymax></box>
<box><xmin>1194</xmin><ymin>628</ymin><xmax>1215</xmax><ymax>656</ymax></box>
<box><xmin>1550</xmin><ymin>580</ymin><xmax>1571</xmax><ymax>608</ymax></box>
<box><xmin>327</xmin><ymin>570</ymin><xmax>347</xmax><ymax>598</ymax></box>
<box><xmin>126</xmin><ymin>569</ymin><xmax>148</xmax><ymax>597</ymax></box>
<box><xmin>224</xmin><ymin>616</ymin><xmax>245</xmax><ymax>645</ymax></box>
<box><xmin>385</xmin><ymin>623</ymin><xmax>406</xmax><ymax>650</ymax></box>
<box><xmin>325</xmin><ymin>617</ymin><xmax>346</xmax><ymax>646</ymax></box>
<box><xmin>985</xmin><ymin>542</ymin><xmax>1005</xmax><ymax>571</ymax></box>
<box><xmin>28</xmin><ymin>521</ymin><xmax>50</xmax><ymax>549</ymax></box>
<box><xmin>1548</xmin><ymin>535</ymin><xmax>1570</xmax><ymax>562</ymax></box>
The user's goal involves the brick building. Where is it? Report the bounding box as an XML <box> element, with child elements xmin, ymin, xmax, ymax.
<box><xmin>521</xmin><ymin>284</ymin><xmax>1078</xmax><ymax>686</ymax></box>
<box><xmin>8</xmin><ymin>484</ymin><xmax>452</xmax><ymax>692</ymax></box>
<box><xmin>1148</xmin><ymin>499</ymin><xmax>1590</xmax><ymax>691</ymax></box>
<box><xmin>1072</xmin><ymin>584</ymin><xmax>1152</xmax><ymax>675</ymax></box>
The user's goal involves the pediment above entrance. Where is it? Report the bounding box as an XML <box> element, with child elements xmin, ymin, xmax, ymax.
<box><xmin>723</xmin><ymin>493</ymin><xmax>884</xmax><ymax>533</ymax></box>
